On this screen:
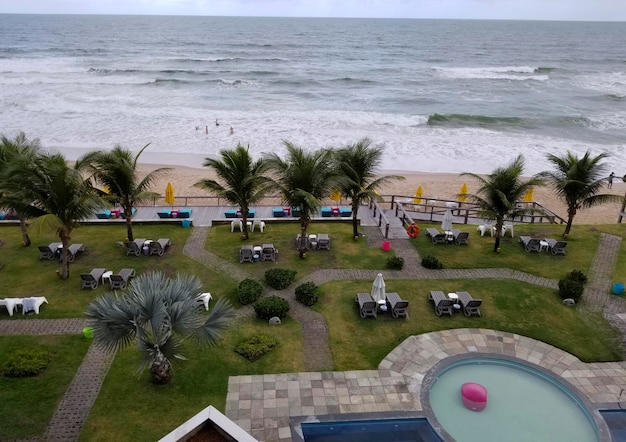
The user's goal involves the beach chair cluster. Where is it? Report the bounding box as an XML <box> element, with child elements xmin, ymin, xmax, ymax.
<box><xmin>80</xmin><ymin>268</ymin><xmax>136</xmax><ymax>290</ymax></box>
<box><xmin>38</xmin><ymin>242</ymin><xmax>84</xmax><ymax>262</ymax></box>
<box><xmin>125</xmin><ymin>238</ymin><xmax>171</xmax><ymax>257</ymax></box>
<box><xmin>355</xmin><ymin>292</ymin><xmax>409</xmax><ymax>319</ymax></box>
<box><xmin>157</xmin><ymin>208</ymin><xmax>192</xmax><ymax>219</ymax></box>
<box><xmin>295</xmin><ymin>233</ymin><xmax>331</xmax><ymax>250</ymax></box>
<box><xmin>0</xmin><ymin>296</ymin><xmax>48</xmax><ymax>316</ymax></box>
<box><xmin>519</xmin><ymin>236</ymin><xmax>567</xmax><ymax>255</ymax></box>
<box><xmin>225</xmin><ymin>209</ymin><xmax>255</xmax><ymax>219</ymax></box>
<box><xmin>429</xmin><ymin>290</ymin><xmax>482</xmax><ymax>317</ymax></box>
<box><xmin>96</xmin><ymin>208</ymin><xmax>137</xmax><ymax>219</ymax></box>
<box><xmin>0</xmin><ymin>210</ymin><xmax>19</xmax><ymax>220</ymax></box>
<box><xmin>320</xmin><ymin>207</ymin><xmax>352</xmax><ymax>218</ymax></box>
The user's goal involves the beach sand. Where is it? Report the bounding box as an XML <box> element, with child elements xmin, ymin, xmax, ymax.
<box><xmin>138</xmin><ymin>163</ymin><xmax>623</xmax><ymax>226</ymax></box>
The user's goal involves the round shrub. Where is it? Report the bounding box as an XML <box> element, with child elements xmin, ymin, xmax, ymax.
<box><xmin>234</xmin><ymin>334</ymin><xmax>279</xmax><ymax>362</ymax></box>
<box><xmin>238</xmin><ymin>278</ymin><xmax>263</xmax><ymax>305</ymax></box>
<box><xmin>295</xmin><ymin>282</ymin><xmax>319</xmax><ymax>306</ymax></box>
<box><xmin>254</xmin><ymin>296</ymin><xmax>290</xmax><ymax>320</ymax></box>
<box><xmin>566</xmin><ymin>269</ymin><xmax>588</xmax><ymax>285</ymax></box>
<box><xmin>265</xmin><ymin>268</ymin><xmax>297</xmax><ymax>290</ymax></box>
<box><xmin>4</xmin><ymin>348</ymin><xmax>52</xmax><ymax>378</ymax></box>
<box><xmin>558</xmin><ymin>278</ymin><xmax>584</xmax><ymax>303</ymax></box>
<box><xmin>421</xmin><ymin>254</ymin><xmax>443</xmax><ymax>269</ymax></box>
<box><xmin>386</xmin><ymin>256</ymin><xmax>405</xmax><ymax>270</ymax></box>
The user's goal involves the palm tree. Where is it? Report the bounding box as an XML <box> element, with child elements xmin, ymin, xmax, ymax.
<box><xmin>335</xmin><ymin>138</ymin><xmax>405</xmax><ymax>239</ymax></box>
<box><xmin>266</xmin><ymin>142</ymin><xmax>339</xmax><ymax>258</ymax></box>
<box><xmin>0</xmin><ymin>132</ymin><xmax>41</xmax><ymax>246</ymax></box>
<box><xmin>0</xmin><ymin>152</ymin><xmax>105</xmax><ymax>278</ymax></box>
<box><xmin>85</xmin><ymin>271</ymin><xmax>235</xmax><ymax>384</ymax></box>
<box><xmin>462</xmin><ymin>155</ymin><xmax>543</xmax><ymax>252</ymax></box>
<box><xmin>195</xmin><ymin>144</ymin><xmax>271</xmax><ymax>240</ymax></box>
<box><xmin>537</xmin><ymin>150</ymin><xmax>621</xmax><ymax>237</ymax></box>
<box><xmin>86</xmin><ymin>144</ymin><xmax>171</xmax><ymax>242</ymax></box>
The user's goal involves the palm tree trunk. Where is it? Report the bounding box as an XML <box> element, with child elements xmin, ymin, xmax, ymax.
<box><xmin>563</xmin><ymin>207</ymin><xmax>576</xmax><ymax>237</ymax></box>
<box><xmin>59</xmin><ymin>233</ymin><xmax>70</xmax><ymax>279</ymax></box>
<box><xmin>19</xmin><ymin>218</ymin><xmax>31</xmax><ymax>247</ymax></box>
<box><xmin>493</xmin><ymin>219</ymin><xmax>503</xmax><ymax>253</ymax></box>
<box><xmin>149</xmin><ymin>350</ymin><xmax>172</xmax><ymax>385</ymax></box>
<box><xmin>351</xmin><ymin>201</ymin><xmax>360</xmax><ymax>239</ymax></box>
<box><xmin>299</xmin><ymin>219</ymin><xmax>309</xmax><ymax>258</ymax></box>
<box><xmin>241</xmin><ymin>209</ymin><xmax>249</xmax><ymax>240</ymax></box>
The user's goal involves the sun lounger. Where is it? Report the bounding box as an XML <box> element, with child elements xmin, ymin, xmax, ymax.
<box><xmin>38</xmin><ymin>242</ymin><xmax>61</xmax><ymax>260</ymax></box>
<box><xmin>425</xmin><ymin>228</ymin><xmax>447</xmax><ymax>244</ymax></box>
<box><xmin>109</xmin><ymin>268</ymin><xmax>135</xmax><ymax>290</ymax></box>
<box><xmin>126</xmin><ymin>238</ymin><xmax>146</xmax><ymax>256</ymax></box>
<box><xmin>429</xmin><ymin>290</ymin><xmax>454</xmax><ymax>316</ymax></box>
<box><xmin>149</xmin><ymin>238</ymin><xmax>171</xmax><ymax>256</ymax></box>
<box><xmin>157</xmin><ymin>210</ymin><xmax>171</xmax><ymax>218</ymax></box>
<box><xmin>456</xmin><ymin>291</ymin><xmax>482</xmax><ymax>317</ymax></box>
<box><xmin>519</xmin><ymin>236</ymin><xmax>541</xmax><ymax>253</ymax></box>
<box><xmin>177</xmin><ymin>208</ymin><xmax>192</xmax><ymax>218</ymax></box>
<box><xmin>64</xmin><ymin>243</ymin><xmax>85</xmax><ymax>262</ymax></box>
<box><xmin>355</xmin><ymin>293</ymin><xmax>377</xmax><ymax>319</ymax></box>
<box><xmin>96</xmin><ymin>210</ymin><xmax>111</xmax><ymax>219</ymax></box>
<box><xmin>386</xmin><ymin>292</ymin><xmax>409</xmax><ymax>319</ymax></box>
<box><xmin>545</xmin><ymin>238</ymin><xmax>567</xmax><ymax>255</ymax></box>
<box><xmin>317</xmin><ymin>234</ymin><xmax>330</xmax><ymax>250</ymax></box>
<box><xmin>452</xmin><ymin>229</ymin><xmax>469</xmax><ymax>245</ymax></box>
<box><xmin>261</xmin><ymin>243</ymin><xmax>277</xmax><ymax>262</ymax></box>
<box><xmin>240</xmin><ymin>245</ymin><xmax>254</xmax><ymax>263</ymax></box>
<box><xmin>80</xmin><ymin>268</ymin><xmax>106</xmax><ymax>290</ymax></box>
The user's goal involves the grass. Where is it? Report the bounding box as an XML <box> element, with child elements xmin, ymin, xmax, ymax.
<box><xmin>0</xmin><ymin>335</ymin><xmax>91</xmax><ymax>439</ymax></box>
<box><xmin>1</xmin><ymin>219</ymin><xmax>625</xmax><ymax>441</ymax></box>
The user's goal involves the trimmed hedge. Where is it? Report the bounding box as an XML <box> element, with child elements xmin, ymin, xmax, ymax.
<box><xmin>254</xmin><ymin>296</ymin><xmax>290</xmax><ymax>319</ymax></box>
<box><xmin>386</xmin><ymin>256</ymin><xmax>405</xmax><ymax>270</ymax></box>
<box><xmin>295</xmin><ymin>282</ymin><xmax>319</xmax><ymax>306</ymax></box>
<box><xmin>265</xmin><ymin>268</ymin><xmax>297</xmax><ymax>290</ymax></box>
<box><xmin>3</xmin><ymin>348</ymin><xmax>52</xmax><ymax>377</ymax></box>
<box><xmin>234</xmin><ymin>334</ymin><xmax>279</xmax><ymax>362</ymax></box>
<box><xmin>238</xmin><ymin>278</ymin><xmax>263</xmax><ymax>305</ymax></box>
<box><xmin>558</xmin><ymin>269</ymin><xmax>588</xmax><ymax>303</ymax></box>
<box><xmin>422</xmin><ymin>255</ymin><xmax>444</xmax><ymax>269</ymax></box>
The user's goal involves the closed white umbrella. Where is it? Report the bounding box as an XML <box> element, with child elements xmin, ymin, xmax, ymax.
<box><xmin>371</xmin><ymin>273</ymin><xmax>386</xmax><ymax>304</ymax></box>
<box><xmin>442</xmin><ymin>209</ymin><xmax>454</xmax><ymax>232</ymax></box>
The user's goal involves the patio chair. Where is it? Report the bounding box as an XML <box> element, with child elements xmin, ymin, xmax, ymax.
<box><xmin>519</xmin><ymin>236</ymin><xmax>541</xmax><ymax>253</ymax></box>
<box><xmin>355</xmin><ymin>293</ymin><xmax>377</xmax><ymax>319</ymax></box>
<box><xmin>149</xmin><ymin>238</ymin><xmax>171</xmax><ymax>256</ymax></box>
<box><xmin>157</xmin><ymin>210</ymin><xmax>171</xmax><ymax>218</ymax></box>
<box><xmin>110</xmin><ymin>268</ymin><xmax>135</xmax><ymax>290</ymax></box>
<box><xmin>65</xmin><ymin>243</ymin><xmax>85</xmax><ymax>262</ymax></box>
<box><xmin>456</xmin><ymin>291</ymin><xmax>482</xmax><ymax>317</ymax></box>
<box><xmin>261</xmin><ymin>244</ymin><xmax>276</xmax><ymax>262</ymax></box>
<box><xmin>195</xmin><ymin>292</ymin><xmax>212</xmax><ymax>311</ymax></box>
<box><xmin>0</xmin><ymin>298</ymin><xmax>23</xmax><ymax>316</ymax></box>
<box><xmin>386</xmin><ymin>292</ymin><xmax>409</xmax><ymax>319</ymax></box>
<box><xmin>21</xmin><ymin>296</ymin><xmax>48</xmax><ymax>315</ymax></box>
<box><xmin>80</xmin><ymin>268</ymin><xmax>106</xmax><ymax>290</ymax></box>
<box><xmin>428</xmin><ymin>290</ymin><xmax>454</xmax><ymax>316</ymax></box>
<box><xmin>452</xmin><ymin>229</ymin><xmax>469</xmax><ymax>245</ymax></box>
<box><xmin>477</xmin><ymin>220</ymin><xmax>493</xmax><ymax>237</ymax></box>
<box><xmin>126</xmin><ymin>238</ymin><xmax>146</xmax><ymax>256</ymax></box>
<box><xmin>317</xmin><ymin>234</ymin><xmax>330</xmax><ymax>250</ymax></box>
<box><xmin>426</xmin><ymin>228</ymin><xmax>447</xmax><ymax>244</ymax></box>
<box><xmin>546</xmin><ymin>239</ymin><xmax>567</xmax><ymax>255</ymax></box>
<box><xmin>240</xmin><ymin>245</ymin><xmax>254</xmax><ymax>263</ymax></box>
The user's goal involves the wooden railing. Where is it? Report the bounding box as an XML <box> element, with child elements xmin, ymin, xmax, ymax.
<box><xmin>368</xmin><ymin>199</ymin><xmax>391</xmax><ymax>238</ymax></box>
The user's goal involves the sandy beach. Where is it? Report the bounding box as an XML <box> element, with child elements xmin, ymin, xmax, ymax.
<box><xmin>138</xmin><ymin>162</ymin><xmax>624</xmax><ymax>226</ymax></box>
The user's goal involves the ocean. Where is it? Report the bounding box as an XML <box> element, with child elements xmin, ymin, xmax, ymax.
<box><xmin>0</xmin><ymin>14</ymin><xmax>625</xmax><ymax>175</ymax></box>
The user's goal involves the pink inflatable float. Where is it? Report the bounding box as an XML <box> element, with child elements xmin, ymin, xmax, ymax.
<box><xmin>461</xmin><ymin>382</ymin><xmax>487</xmax><ymax>411</ymax></box>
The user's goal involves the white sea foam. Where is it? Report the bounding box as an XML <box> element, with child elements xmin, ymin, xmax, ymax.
<box><xmin>434</xmin><ymin>66</ymin><xmax>549</xmax><ymax>81</ymax></box>
<box><xmin>573</xmin><ymin>72</ymin><xmax>626</xmax><ymax>97</ymax></box>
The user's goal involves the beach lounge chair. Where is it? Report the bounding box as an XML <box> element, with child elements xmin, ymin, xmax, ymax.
<box><xmin>317</xmin><ymin>234</ymin><xmax>330</xmax><ymax>250</ymax></box>
<box><xmin>452</xmin><ymin>229</ymin><xmax>469</xmax><ymax>245</ymax></box>
<box><xmin>240</xmin><ymin>245</ymin><xmax>254</xmax><ymax>263</ymax></box>
<box><xmin>177</xmin><ymin>208</ymin><xmax>192</xmax><ymax>218</ymax></box>
<box><xmin>355</xmin><ymin>293</ymin><xmax>377</xmax><ymax>319</ymax></box>
<box><xmin>157</xmin><ymin>210</ymin><xmax>171</xmax><ymax>218</ymax></box>
<box><xmin>64</xmin><ymin>243</ymin><xmax>85</xmax><ymax>262</ymax></box>
<box><xmin>21</xmin><ymin>296</ymin><xmax>48</xmax><ymax>315</ymax></box>
<box><xmin>38</xmin><ymin>242</ymin><xmax>61</xmax><ymax>260</ymax></box>
<box><xmin>386</xmin><ymin>292</ymin><xmax>409</xmax><ymax>319</ymax></box>
<box><xmin>225</xmin><ymin>209</ymin><xmax>237</xmax><ymax>219</ymax></box>
<box><xmin>261</xmin><ymin>244</ymin><xmax>276</xmax><ymax>262</ymax></box>
<box><xmin>519</xmin><ymin>236</ymin><xmax>541</xmax><ymax>253</ymax></box>
<box><xmin>110</xmin><ymin>268</ymin><xmax>135</xmax><ymax>290</ymax></box>
<box><xmin>272</xmin><ymin>207</ymin><xmax>285</xmax><ymax>217</ymax></box>
<box><xmin>546</xmin><ymin>238</ymin><xmax>567</xmax><ymax>255</ymax></box>
<box><xmin>96</xmin><ymin>210</ymin><xmax>111</xmax><ymax>219</ymax></box>
<box><xmin>80</xmin><ymin>268</ymin><xmax>106</xmax><ymax>290</ymax></box>
<box><xmin>126</xmin><ymin>238</ymin><xmax>146</xmax><ymax>256</ymax></box>
<box><xmin>429</xmin><ymin>290</ymin><xmax>454</xmax><ymax>316</ymax></box>
<box><xmin>425</xmin><ymin>228</ymin><xmax>447</xmax><ymax>244</ymax></box>
<box><xmin>149</xmin><ymin>238</ymin><xmax>171</xmax><ymax>256</ymax></box>
<box><xmin>456</xmin><ymin>291</ymin><xmax>482</xmax><ymax>317</ymax></box>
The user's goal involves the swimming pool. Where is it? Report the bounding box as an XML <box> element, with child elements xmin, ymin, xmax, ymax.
<box><xmin>426</xmin><ymin>357</ymin><xmax>600</xmax><ymax>442</ymax></box>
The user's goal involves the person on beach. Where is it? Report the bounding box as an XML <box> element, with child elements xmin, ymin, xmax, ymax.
<box><xmin>215</xmin><ymin>119</ymin><xmax>220</xmax><ymax>126</ymax></box>
<box><xmin>608</xmin><ymin>172</ymin><xmax>615</xmax><ymax>189</ymax></box>
<box><xmin>230</xmin><ymin>126</ymin><xmax>234</xmax><ymax>135</ymax></box>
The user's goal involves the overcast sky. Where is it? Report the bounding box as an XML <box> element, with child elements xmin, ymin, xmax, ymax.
<box><xmin>1</xmin><ymin>0</ymin><xmax>625</xmax><ymax>21</ymax></box>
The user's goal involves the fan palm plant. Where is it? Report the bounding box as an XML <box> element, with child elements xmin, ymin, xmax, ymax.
<box><xmin>335</xmin><ymin>138</ymin><xmax>404</xmax><ymax>239</ymax></box>
<box><xmin>537</xmin><ymin>150</ymin><xmax>621</xmax><ymax>237</ymax></box>
<box><xmin>0</xmin><ymin>152</ymin><xmax>105</xmax><ymax>278</ymax></box>
<box><xmin>0</xmin><ymin>132</ymin><xmax>42</xmax><ymax>246</ymax></box>
<box><xmin>85</xmin><ymin>271</ymin><xmax>235</xmax><ymax>384</ymax></box>
<box><xmin>266</xmin><ymin>142</ymin><xmax>339</xmax><ymax>258</ymax></box>
<box><xmin>195</xmin><ymin>144</ymin><xmax>271</xmax><ymax>240</ymax></box>
<box><xmin>462</xmin><ymin>155</ymin><xmax>544</xmax><ymax>252</ymax></box>
<box><xmin>85</xmin><ymin>144</ymin><xmax>171</xmax><ymax>242</ymax></box>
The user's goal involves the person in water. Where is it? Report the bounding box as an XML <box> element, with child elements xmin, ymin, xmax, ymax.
<box><xmin>215</xmin><ymin>119</ymin><xmax>220</xmax><ymax>126</ymax></box>
<box><xmin>230</xmin><ymin>126</ymin><xmax>234</xmax><ymax>135</ymax></box>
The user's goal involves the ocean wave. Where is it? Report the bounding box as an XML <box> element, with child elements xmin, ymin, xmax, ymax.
<box><xmin>426</xmin><ymin>113</ymin><xmax>593</xmax><ymax>130</ymax></box>
<box><xmin>434</xmin><ymin>66</ymin><xmax>549</xmax><ymax>81</ymax></box>
<box><xmin>148</xmin><ymin>78</ymin><xmax>255</xmax><ymax>87</ymax></box>
<box><xmin>327</xmin><ymin>77</ymin><xmax>380</xmax><ymax>85</ymax></box>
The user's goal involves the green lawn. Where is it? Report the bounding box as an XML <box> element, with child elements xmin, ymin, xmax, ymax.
<box><xmin>0</xmin><ymin>219</ymin><xmax>625</xmax><ymax>441</ymax></box>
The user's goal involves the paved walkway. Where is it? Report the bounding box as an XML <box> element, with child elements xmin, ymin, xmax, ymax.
<box><xmin>1</xmin><ymin>223</ymin><xmax>624</xmax><ymax>441</ymax></box>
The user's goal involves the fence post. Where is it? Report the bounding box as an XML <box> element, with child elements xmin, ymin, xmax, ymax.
<box><xmin>384</xmin><ymin>223</ymin><xmax>390</xmax><ymax>238</ymax></box>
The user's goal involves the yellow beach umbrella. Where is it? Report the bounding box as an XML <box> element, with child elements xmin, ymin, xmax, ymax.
<box><xmin>458</xmin><ymin>183</ymin><xmax>468</xmax><ymax>202</ymax></box>
<box><xmin>523</xmin><ymin>187</ymin><xmax>534</xmax><ymax>203</ymax></box>
<box><xmin>413</xmin><ymin>186</ymin><xmax>423</xmax><ymax>204</ymax></box>
<box><xmin>330</xmin><ymin>189</ymin><xmax>341</xmax><ymax>205</ymax></box>
<box><xmin>165</xmin><ymin>182</ymin><xmax>175</xmax><ymax>206</ymax></box>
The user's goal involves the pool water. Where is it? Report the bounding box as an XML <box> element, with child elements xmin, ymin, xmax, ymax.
<box><xmin>301</xmin><ymin>417</ymin><xmax>442</xmax><ymax>442</ymax></box>
<box><xmin>428</xmin><ymin>358</ymin><xmax>599</xmax><ymax>442</ymax></box>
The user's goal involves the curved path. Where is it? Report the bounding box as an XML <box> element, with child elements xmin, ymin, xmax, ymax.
<box><xmin>0</xmin><ymin>225</ymin><xmax>623</xmax><ymax>441</ymax></box>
